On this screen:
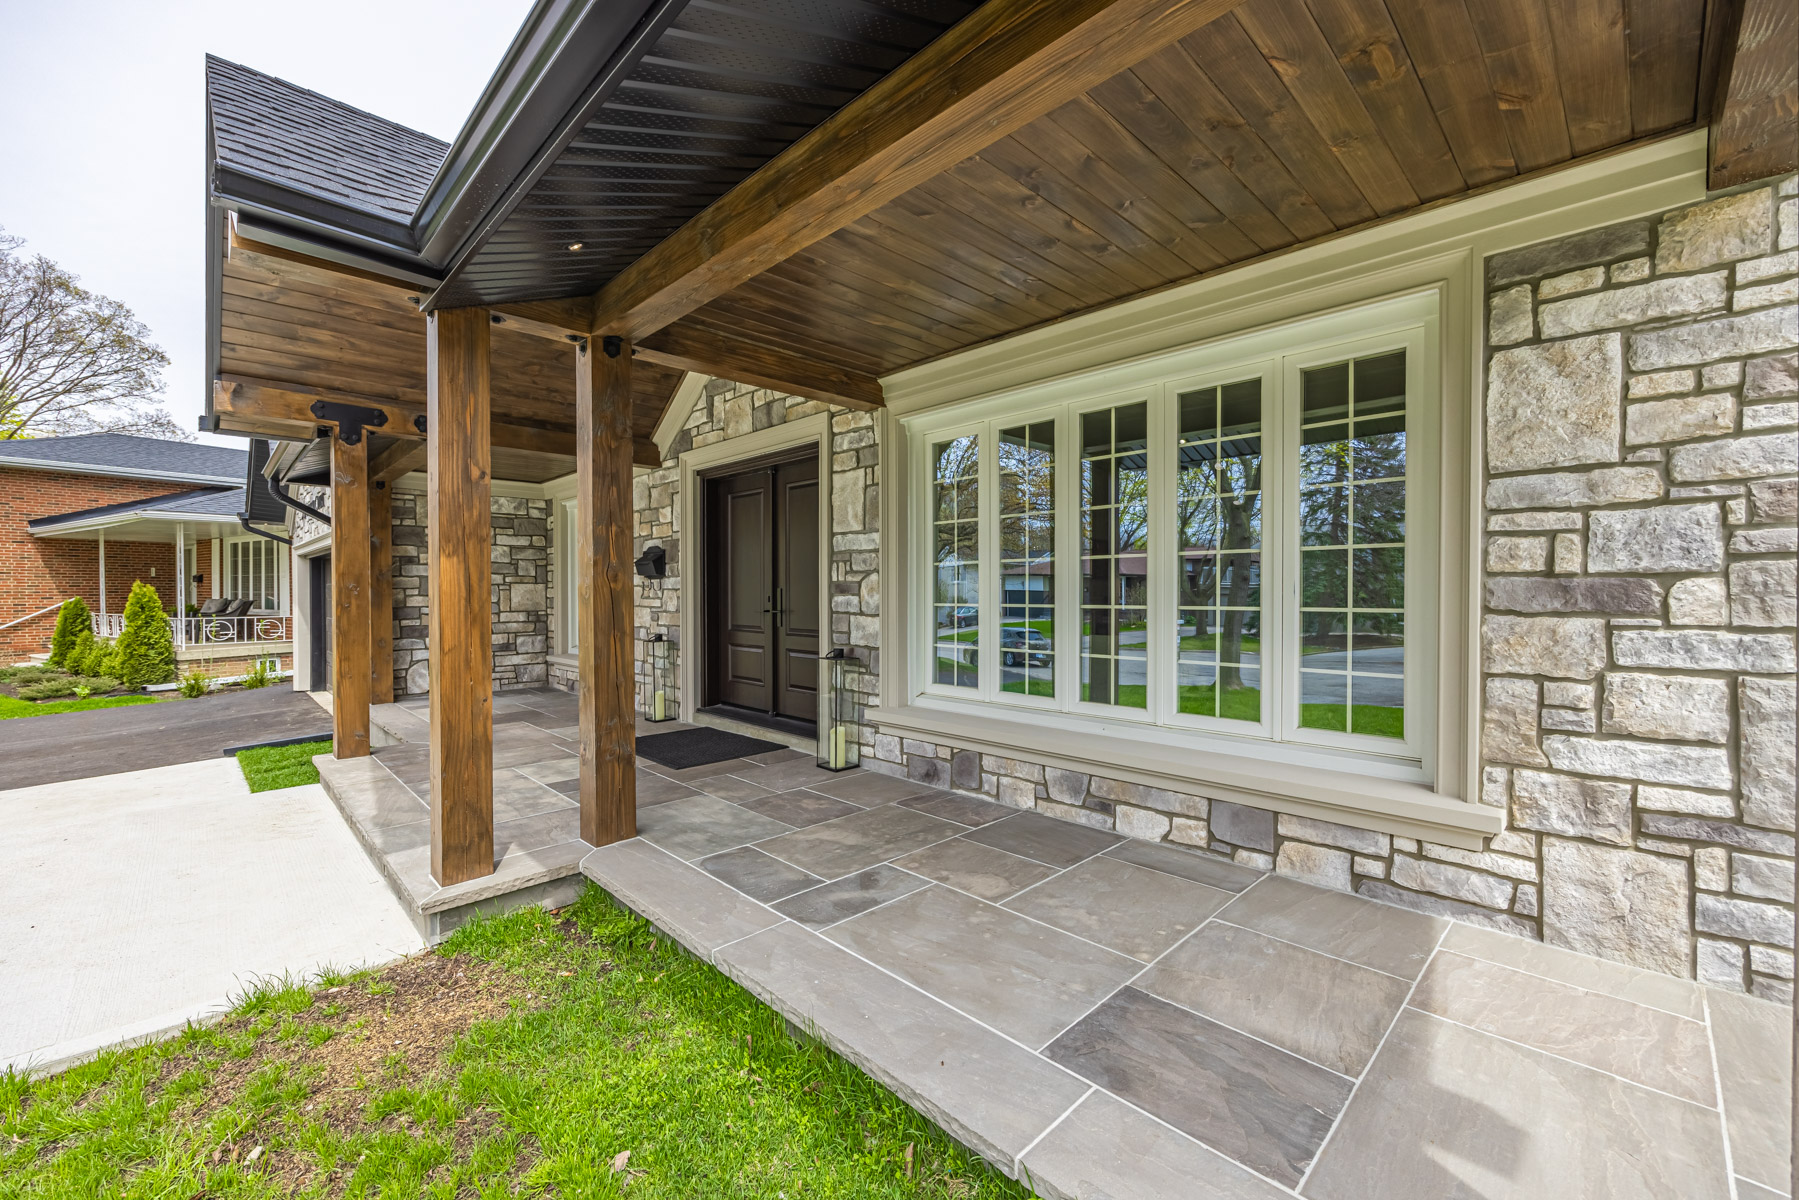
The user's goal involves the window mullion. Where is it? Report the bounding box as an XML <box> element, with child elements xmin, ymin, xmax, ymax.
<box><xmin>1147</xmin><ymin>388</ymin><xmax>1174</xmax><ymax>724</ymax></box>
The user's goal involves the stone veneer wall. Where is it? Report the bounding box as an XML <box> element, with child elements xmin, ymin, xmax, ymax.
<box><xmin>858</xmin><ymin>177</ymin><xmax>1799</xmax><ymax>996</ymax></box>
<box><xmin>571</xmin><ymin>379</ymin><xmax>882</xmax><ymax>730</ymax></box>
<box><xmin>388</xmin><ymin>487</ymin><xmax>550</xmax><ymax>696</ymax></box>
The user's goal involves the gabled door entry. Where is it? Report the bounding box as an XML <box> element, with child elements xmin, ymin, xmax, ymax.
<box><xmin>704</xmin><ymin>453</ymin><xmax>820</xmax><ymax>722</ymax></box>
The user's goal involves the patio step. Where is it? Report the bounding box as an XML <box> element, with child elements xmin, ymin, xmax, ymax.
<box><xmin>316</xmin><ymin>750</ymin><xmax>587</xmax><ymax>944</ymax></box>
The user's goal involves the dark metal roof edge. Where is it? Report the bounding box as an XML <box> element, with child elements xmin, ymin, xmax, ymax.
<box><xmin>212</xmin><ymin>164</ymin><xmax>422</xmax><ymax>258</ymax></box>
<box><xmin>413</xmin><ymin>0</ymin><xmax>682</xmax><ymax>277</ymax></box>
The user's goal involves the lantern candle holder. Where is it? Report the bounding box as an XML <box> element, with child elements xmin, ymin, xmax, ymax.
<box><xmin>816</xmin><ymin>648</ymin><xmax>864</xmax><ymax>771</ymax></box>
<box><xmin>644</xmin><ymin>634</ymin><xmax>675</xmax><ymax>722</ymax></box>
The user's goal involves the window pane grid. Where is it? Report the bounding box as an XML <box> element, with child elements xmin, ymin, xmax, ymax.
<box><xmin>1176</xmin><ymin>379</ymin><xmax>1263</xmax><ymax>724</ymax></box>
<box><xmin>1298</xmin><ymin>351</ymin><xmax>1406</xmax><ymax>740</ymax></box>
<box><xmin>932</xmin><ymin>434</ymin><xmax>980</xmax><ymax>689</ymax></box>
<box><xmin>999</xmin><ymin>420</ymin><xmax>1055</xmax><ymax>699</ymax></box>
<box><xmin>1081</xmin><ymin>403</ymin><xmax>1148</xmax><ymax>709</ymax></box>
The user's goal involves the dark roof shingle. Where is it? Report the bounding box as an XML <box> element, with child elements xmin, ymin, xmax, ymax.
<box><xmin>28</xmin><ymin>487</ymin><xmax>246</xmax><ymax>533</ymax></box>
<box><xmin>0</xmin><ymin>433</ymin><xmax>246</xmax><ymax>482</ymax></box>
<box><xmin>206</xmin><ymin>55</ymin><xmax>447</xmax><ymax>222</ymax></box>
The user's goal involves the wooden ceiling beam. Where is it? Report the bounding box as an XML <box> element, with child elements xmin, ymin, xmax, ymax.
<box><xmin>370</xmin><ymin>439</ymin><xmax>428</xmax><ymax>484</ymax></box>
<box><xmin>490</xmin><ymin>299</ymin><xmax>594</xmax><ymax>342</ymax></box>
<box><xmin>214</xmin><ymin>375</ymin><xmax>658</xmax><ymax>466</ymax></box>
<box><xmin>586</xmin><ymin>0</ymin><xmax>1251</xmax><ymax>340</ymax></box>
<box><xmin>635</xmin><ymin>325</ymin><xmax>884</xmax><ymax>411</ymax></box>
<box><xmin>1707</xmin><ymin>0</ymin><xmax>1799</xmax><ymax>189</ymax></box>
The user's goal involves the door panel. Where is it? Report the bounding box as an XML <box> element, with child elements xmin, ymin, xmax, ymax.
<box><xmin>709</xmin><ymin>472</ymin><xmax>773</xmax><ymax>710</ymax></box>
<box><xmin>774</xmin><ymin>458</ymin><xmax>820</xmax><ymax>720</ymax></box>
<box><xmin>704</xmin><ymin>451</ymin><xmax>821</xmax><ymax>721</ymax></box>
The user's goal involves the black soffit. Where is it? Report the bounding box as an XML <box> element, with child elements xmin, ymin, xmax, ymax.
<box><xmin>430</xmin><ymin>0</ymin><xmax>977</xmax><ymax>309</ymax></box>
<box><xmin>206</xmin><ymin>0</ymin><xmax>976</xmax><ymax>310</ymax></box>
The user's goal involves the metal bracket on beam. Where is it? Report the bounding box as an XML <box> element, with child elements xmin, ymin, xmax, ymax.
<box><xmin>309</xmin><ymin>400</ymin><xmax>390</xmax><ymax>445</ymax></box>
<box><xmin>413</xmin><ymin>414</ymin><xmax>429</xmax><ymax>435</ymax></box>
<box><xmin>602</xmin><ymin>335</ymin><xmax>623</xmax><ymax>358</ymax></box>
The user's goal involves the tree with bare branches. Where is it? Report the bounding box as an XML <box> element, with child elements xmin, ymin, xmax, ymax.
<box><xmin>0</xmin><ymin>227</ymin><xmax>180</xmax><ymax>440</ymax></box>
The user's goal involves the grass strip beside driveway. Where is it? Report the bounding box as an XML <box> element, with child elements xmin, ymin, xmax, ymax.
<box><xmin>1</xmin><ymin>887</ymin><xmax>1034</xmax><ymax>1199</ymax></box>
<box><xmin>237</xmin><ymin>740</ymin><xmax>334</xmax><ymax>793</ymax></box>
<box><xmin>0</xmin><ymin>694</ymin><xmax>160</xmax><ymax>720</ymax></box>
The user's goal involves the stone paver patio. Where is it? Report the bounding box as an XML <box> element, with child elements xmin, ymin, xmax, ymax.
<box><xmin>329</xmin><ymin>690</ymin><xmax>1791</xmax><ymax>1199</ymax></box>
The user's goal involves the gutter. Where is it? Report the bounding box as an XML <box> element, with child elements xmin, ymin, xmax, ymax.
<box><xmin>414</xmin><ymin>0</ymin><xmax>683</xmax><ymax>302</ymax></box>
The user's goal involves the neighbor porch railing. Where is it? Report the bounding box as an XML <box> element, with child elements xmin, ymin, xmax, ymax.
<box><xmin>88</xmin><ymin>612</ymin><xmax>292</xmax><ymax>647</ymax></box>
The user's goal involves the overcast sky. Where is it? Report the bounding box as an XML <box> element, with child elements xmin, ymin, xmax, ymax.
<box><xmin>0</xmin><ymin>0</ymin><xmax>535</xmax><ymax>445</ymax></box>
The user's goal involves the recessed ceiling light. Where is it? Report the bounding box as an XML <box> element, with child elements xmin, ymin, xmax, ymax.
<box><xmin>567</xmin><ymin>242</ymin><xmax>584</xmax><ymax>251</ymax></box>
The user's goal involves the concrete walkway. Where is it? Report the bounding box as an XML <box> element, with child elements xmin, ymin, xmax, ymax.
<box><xmin>0</xmin><ymin>757</ymin><xmax>422</xmax><ymax>1074</ymax></box>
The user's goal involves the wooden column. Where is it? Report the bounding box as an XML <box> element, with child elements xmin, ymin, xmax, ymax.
<box><xmin>370</xmin><ymin>481</ymin><xmax>394</xmax><ymax>704</ymax></box>
<box><xmin>428</xmin><ymin>307</ymin><xmax>495</xmax><ymax>885</ymax></box>
<box><xmin>575</xmin><ymin>335</ymin><xmax>637</xmax><ymax>846</ymax></box>
<box><xmin>330</xmin><ymin>435</ymin><xmax>372</xmax><ymax>758</ymax></box>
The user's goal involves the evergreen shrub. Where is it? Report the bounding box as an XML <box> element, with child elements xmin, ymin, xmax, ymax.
<box><xmin>46</xmin><ymin>598</ymin><xmax>91</xmax><ymax>669</ymax></box>
<box><xmin>114</xmin><ymin>581</ymin><xmax>175</xmax><ymax>686</ymax></box>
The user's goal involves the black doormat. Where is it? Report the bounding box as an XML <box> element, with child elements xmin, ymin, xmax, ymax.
<box><xmin>637</xmin><ymin>727</ymin><xmax>787</xmax><ymax>769</ymax></box>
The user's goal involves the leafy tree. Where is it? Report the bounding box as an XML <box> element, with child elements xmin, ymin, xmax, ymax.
<box><xmin>113</xmin><ymin>581</ymin><xmax>175</xmax><ymax>686</ymax></box>
<box><xmin>45</xmin><ymin>596</ymin><xmax>91</xmax><ymax>668</ymax></box>
<box><xmin>0</xmin><ymin>228</ymin><xmax>179</xmax><ymax>440</ymax></box>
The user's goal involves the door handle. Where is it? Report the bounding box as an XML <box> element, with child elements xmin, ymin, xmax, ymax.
<box><xmin>763</xmin><ymin>588</ymin><xmax>784</xmax><ymax>629</ymax></box>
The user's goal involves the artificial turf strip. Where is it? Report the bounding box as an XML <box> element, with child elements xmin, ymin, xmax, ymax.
<box><xmin>236</xmin><ymin>740</ymin><xmax>334</xmax><ymax>793</ymax></box>
<box><xmin>0</xmin><ymin>887</ymin><xmax>1036</xmax><ymax>1200</ymax></box>
<box><xmin>0</xmin><ymin>694</ymin><xmax>160</xmax><ymax>720</ymax></box>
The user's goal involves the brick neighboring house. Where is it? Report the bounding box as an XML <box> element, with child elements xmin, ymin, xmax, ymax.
<box><xmin>0</xmin><ymin>434</ymin><xmax>293</xmax><ymax>670</ymax></box>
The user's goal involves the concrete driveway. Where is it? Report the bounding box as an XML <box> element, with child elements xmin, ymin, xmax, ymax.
<box><xmin>1</xmin><ymin>756</ymin><xmax>422</xmax><ymax>1073</ymax></box>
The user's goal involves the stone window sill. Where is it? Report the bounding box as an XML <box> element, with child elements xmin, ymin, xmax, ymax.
<box><xmin>869</xmin><ymin>701</ymin><xmax>1503</xmax><ymax>850</ymax></box>
<box><xmin>547</xmin><ymin>653</ymin><xmax>576</xmax><ymax>668</ymax></box>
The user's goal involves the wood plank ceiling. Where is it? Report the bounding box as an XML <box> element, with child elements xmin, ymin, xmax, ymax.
<box><xmin>219</xmin><ymin>240</ymin><xmax>684</xmax><ymax>442</ymax></box>
<box><xmin>676</xmin><ymin>0</ymin><xmax>1710</xmax><ymax>376</ymax></box>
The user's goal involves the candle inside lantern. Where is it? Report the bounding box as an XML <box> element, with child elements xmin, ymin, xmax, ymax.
<box><xmin>830</xmin><ymin>724</ymin><xmax>847</xmax><ymax>769</ymax></box>
<box><xmin>654</xmin><ymin>689</ymin><xmax>666</xmax><ymax>721</ymax></box>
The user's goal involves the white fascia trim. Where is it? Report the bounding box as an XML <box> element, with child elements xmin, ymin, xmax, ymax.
<box><xmin>0</xmin><ymin>457</ymin><xmax>241</xmax><ymax>486</ymax></box>
<box><xmin>881</xmin><ymin>131</ymin><xmax>1705</xmax><ymax>413</ymax></box>
<box><xmin>654</xmin><ymin>372</ymin><xmax>710</xmax><ymax>458</ymax></box>
<box><xmin>31</xmin><ymin>510</ymin><xmax>239</xmax><ymax>537</ymax></box>
<box><xmin>872</xmin><ymin>701</ymin><xmax>1503</xmax><ymax>849</ymax></box>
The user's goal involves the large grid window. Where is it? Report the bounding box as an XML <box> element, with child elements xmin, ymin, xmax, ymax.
<box><xmin>913</xmin><ymin>308</ymin><xmax>1428</xmax><ymax>768</ymax></box>
<box><xmin>227</xmin><ymin>538</ymin><xmax>281</xmax><ymax>612</ymax></box>
<box><xmin>1081</xmin><ymin>402</ymin><xmax>1148</xmax><ymax>708</ymax></box>
<box><xmin>1176</xmin><ymin>379</ymin><xmax>1263</xmax><ymax>723</ymax></box>
<box><xmin>1297</xmin><ymin>352</ymin><xmax>1407</xmax><ymax>739</ymax></box>
<box><xmin>999</xmin><ymin>421</ymin><xmax>1055</xmax><ymax>698</ymax></box>
<box><xmin>932</xmin><ymin>434</ymin><xmax>980</xmax><ymax>688</ymax></box>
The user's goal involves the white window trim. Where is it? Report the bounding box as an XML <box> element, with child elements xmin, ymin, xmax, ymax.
<box><xmin>542</xmin><ymin>474</ymin><xmax>579</xmax><ymax>663</ymax></box>
<box><xmin>874</xmin><ymin>132</ymin><xmax>1706</xmax><ymax>845</ymax></box>
<box><xmin>907</xmin><ymin>293</ymin><xmax>1438</xmax><ymax>783</ymax></box>
<box><xmin>223</xmin><ymin>533</ymin><xmax>289</xmax><ymax>615</ymax></box>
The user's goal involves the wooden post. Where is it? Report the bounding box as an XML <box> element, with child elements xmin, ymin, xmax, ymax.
<box><xmin>428</xmin><ymin>307</ymin><xmax>495</xmax><ymax>885</ymax></box>
<box><xmin>331</xmin><ymin>435</ymin><xmax>372</xmax><ymax>758</ymax></box>
<box><xmin>575</xmin><ymin>334</ymin><xmax>637</xmax><ymax>846</ymax></box>
<box><xmin>370</xmin><ymin>482</ymin><xmax>394</xmax><ymax>704</ymax></box>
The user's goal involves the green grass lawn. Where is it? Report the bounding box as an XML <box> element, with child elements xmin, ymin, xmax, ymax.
<box><xmin>0</xmin><ymin>889</ymin><xmax>1032</xmax><ymax>1200</ymax></box>
<box><xmin>237</xmin><ymin>740</ymin><xmax>334</xmax><ymax>793</ymax></box>
<box><xmin>0</xmin><ymin>694</ymin><xmax>160</xmax><ymax>720</ymax></box>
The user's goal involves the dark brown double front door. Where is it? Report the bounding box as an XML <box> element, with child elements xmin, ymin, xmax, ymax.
<box><xmin>704</xmin><ymin>453</ymin><xmax>820</xmax><ymax>721</ymax></box>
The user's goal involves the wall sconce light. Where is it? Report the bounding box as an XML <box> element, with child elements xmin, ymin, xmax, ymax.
<box><xmin>634</xmin><ymin>544</ymin><xmax>667</xmax><ymax>579</ymax></box>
